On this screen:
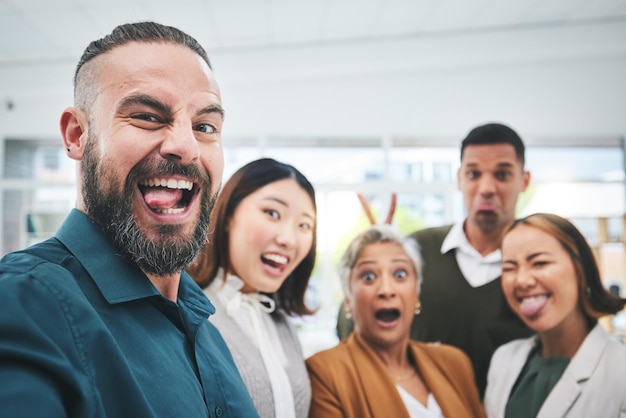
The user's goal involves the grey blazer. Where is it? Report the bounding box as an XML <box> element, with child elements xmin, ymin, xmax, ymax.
<box><xmin>204</xmin><ymin>287</ymin><xmax>311</xmax><ymax>418</ymax></box>
<box><xmin>484</xmin><ymin>324</ymin><xmax>626</xmax><ymax>418</ymax></box>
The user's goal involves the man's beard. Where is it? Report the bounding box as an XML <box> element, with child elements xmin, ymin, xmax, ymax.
<box><xmin>81</xmin><ymin>135</ymin><xmax>216</xmax><ymax>277</ymax></box>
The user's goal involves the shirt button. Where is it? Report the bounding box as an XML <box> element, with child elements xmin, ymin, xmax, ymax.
<box><xmin>215</xmin><ymin>407</ymin><xmax>223</xmax><ymax>417</ymax></box>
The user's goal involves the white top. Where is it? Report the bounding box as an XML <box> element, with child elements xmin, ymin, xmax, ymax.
<box><xmin>209</xmin><ymin>273</ymin><xmax>296</xmax><ymax>418</ymax></box>
<box><xmin>440</xmin><ymin>220</ymin><xmax>501</xmax><ymax>288</ymax></box>
<box><xmin>396</xmin><ymin>386</ymin><xmax>444</xmax><ymax>418</ymax></box>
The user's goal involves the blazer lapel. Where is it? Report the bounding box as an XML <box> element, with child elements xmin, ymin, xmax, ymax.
<box><xmin>537</xmin><ymin>375</ymin><xmax>581</xmax><ymax>418</ymax></box>
<box><xmin>349</xmin><ymin>333</ymin><xmax>410</xmax><ymax>418</ymax></box>
<box><xmin>412</xmin><ymin>344</ymin><xmax>468</xmax><ymax>416</ymax></box>
<box><xmin>538</xmin><ymin>324</ymin><xmax>609</xmax><ymax>418</ymax></box>
<box><xmin>495</xmin><ymin>338</ymin><xmax>538</xmax><ymax>416</ymax></box>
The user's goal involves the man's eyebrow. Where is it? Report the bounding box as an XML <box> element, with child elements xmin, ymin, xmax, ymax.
<box><xmin>197</xmin><ymin>104</ymin><xmax>225</xmax><ymax>120</ymax></box>
<box><xmin>463</xmin><ymin>161</ymin><xmax>516</xmax><ymax>170</ymax></box>
<box><xmin>496</xmin><ymin>162</ymin><xmax>515</xmax><ymax>168</ymax></box>
<box><xmin>116</xmin><ymin>95</ymin><xmax>224</xmax><ymax>120</ymax></box>
<box><xmin>117</xmin><ymin>94</ymin><xmax>170</xmax><ymax>114</ymax></box>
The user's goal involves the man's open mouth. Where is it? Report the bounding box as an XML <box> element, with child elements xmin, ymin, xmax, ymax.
<box><xmin>138</xmin><ymin>177</ymin><xmax>197</xmax><ymax>214</ymax></box>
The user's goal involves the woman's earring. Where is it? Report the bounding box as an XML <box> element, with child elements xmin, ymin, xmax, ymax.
<box><xmin>345</xmin><ymin>307</ymin><xmax>352</xmax><ymax>320</ymax></box>
<box><xmin>415</xmin><ymin>302</ymin><xmax>421</xmax><ymax>315</ymax></box>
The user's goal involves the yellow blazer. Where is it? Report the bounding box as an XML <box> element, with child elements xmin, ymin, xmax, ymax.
<box><xmin>306</xmin><ymin>332</ymin><xmax>485</xmax><ymax>418</ymax></box>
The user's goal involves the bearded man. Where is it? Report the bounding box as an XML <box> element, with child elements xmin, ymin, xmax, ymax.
<box><xmin>0</xmin><ymin>21</ymin><xmax>258</xmax><ymax>417</ymax></box>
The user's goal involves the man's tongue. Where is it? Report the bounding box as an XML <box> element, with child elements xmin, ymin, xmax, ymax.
<box><xmin>519</xmin><ymin>295</ymin><xmax>549</xmax><ymax>317</ymax></box>
<box><xmin>143</xmin><ymin>188</ymin><xmax>182</xmax><ymax>209</ymax></box>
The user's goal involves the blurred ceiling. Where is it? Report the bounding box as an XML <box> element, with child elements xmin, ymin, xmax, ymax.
<box><xmin>1</xmin><ymin>0</ymin><xmax>625</xmax><ymax>66</ymax></box>
<box><xmin>1</xmin><ymin>0</ymin><xmax>625</xmax><ymax>143</ymax></box>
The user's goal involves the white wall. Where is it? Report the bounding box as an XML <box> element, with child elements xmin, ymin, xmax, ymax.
<box><xmin>1</xmin><ymin>20</ymin><xmax>625</xmax><ymax>142</ymax></box>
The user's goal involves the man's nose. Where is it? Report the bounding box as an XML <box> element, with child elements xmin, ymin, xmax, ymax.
<box><xmin>159</xmin><ymin>123</ymin><xmax>199</xmax><ymax>164</ymax></box>
<box><xmin>478</xmin><ymin>175</ymin><xmax>496</xmax><ymax>195</ymax></box>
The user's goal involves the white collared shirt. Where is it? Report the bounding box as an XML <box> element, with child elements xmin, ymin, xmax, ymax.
<box><xmin>440</xmin><ymin>220</ymin><xmax>502</xmax><ymax>288</ymax></box>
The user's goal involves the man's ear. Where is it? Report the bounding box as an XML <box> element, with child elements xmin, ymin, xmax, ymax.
<box><xmin>521</xmin><ymin>170</ymin><xmax>531</xmax><ymax>192</ymax></box>
<box><xmin>60</xmin><ymin>107</ymin><xmax>88</xmax><ymax>160</ymax></box>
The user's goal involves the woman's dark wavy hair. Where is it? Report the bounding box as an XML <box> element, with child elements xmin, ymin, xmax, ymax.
<box><xmin>188</xmin><ymin>158</ymin><xmax>317</xmax><ymax>316</ymax></box>
<box><xmin>507</xmin><ymin>213</ymin><xmax>626</xmax><ymax>324</ymax></box>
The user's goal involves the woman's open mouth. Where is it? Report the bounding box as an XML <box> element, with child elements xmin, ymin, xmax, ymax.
<box><xmin>375</xmin><ymin>308</ymin><xmax>401</xmax><ymax>324</ymax></box>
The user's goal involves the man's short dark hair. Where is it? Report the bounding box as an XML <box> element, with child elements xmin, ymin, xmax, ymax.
<box><xmin>460</xmin><ymin>123</ymin><xmax>525</xmax><ymax>166</ymax></box>
<box><xmin>75</xmin><ymin>21</ymin><xmax>210</xmax><ymax>85</ymax></box>
<box><xmin>73</xmin><ymin>22</ymin><xmax>210</xmax><ymax>111</ymax></box>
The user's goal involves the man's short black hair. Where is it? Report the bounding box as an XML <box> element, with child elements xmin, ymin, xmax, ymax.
<box><xmin>460</xmin><ymin>123</ymin><xmax>525</xmax><ymax>166</ymax></box>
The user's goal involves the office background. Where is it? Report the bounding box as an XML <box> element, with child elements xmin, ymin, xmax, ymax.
<box><xmin>1</xmin><ymin>0</ymin><xmax>625</xmax><ymax>353</ymax></box>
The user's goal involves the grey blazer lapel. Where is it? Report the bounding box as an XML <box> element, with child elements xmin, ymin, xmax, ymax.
<box><xmin>504</xmin><ymin>339</ymin><xmax>537</xmax><ymax>398</ymax></box>
<box><xmin>537</xmin><ymin>371</ymin><xmax>582</xmax><ymax>418</ymax></box>
<box><xmin>537</xmin><ymin>324</ymin><xmax>608</xmax><ymax>418</ymax></box>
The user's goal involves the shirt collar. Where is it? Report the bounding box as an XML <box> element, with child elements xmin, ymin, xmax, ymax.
<box><xmin>55</xmin><ymin>209</ymin><xmax>167</xmax><ymax>304</ymax></box>
<box><xmin>178</xmin><ymin>271</ymin><xmax>216</xmax><ymax>316</ymax></box>
<box><xmin>209</xmin><ymin>270</ymin><xmax>276</xmax><ymax>315</ymax></box>
<box><xmin>441</xmin><ymin>220</ymin><xmax>469</xmax><ymax>254</ymax></box>
<box><xmin>440</xmin><ymin>219</ymin><xmax>501</xmax><ymax>262</ymax></box>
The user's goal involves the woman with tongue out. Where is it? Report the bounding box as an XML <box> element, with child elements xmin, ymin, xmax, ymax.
<box><xmin>187</xmin><ymin>158</ymin><xmax>317</xmax><ymax>418</ymax></box>
<box><xmin>485</xmin><ymin>213</ymin><xmax>626</xmax><ymax>418</ymax></box>
<box><xmin>306</xmin><ymin>224</ymin><xmax>485</xmax><ymax>418</ymax></box>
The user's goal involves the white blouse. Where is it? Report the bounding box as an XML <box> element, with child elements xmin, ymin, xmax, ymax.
<box><xmin>209</xmin><ymin>273</ymin><xmax>296</xmax><ymax>418</ymax></box>
<box><xmin>396</xmin><ymin>386</ymin><xmax>445</xmax><ymax>418</ymax></box>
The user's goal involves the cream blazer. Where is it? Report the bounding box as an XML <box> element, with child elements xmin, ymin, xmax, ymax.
<box><xmin>306</xmin><ymin>332</ymin><xmax>485</xmax><ymax>418</ymax></box>
<box><xmin>484</xmin><ymin>324</ymin><xmax>626</xmax><ymax>418</ymax></box>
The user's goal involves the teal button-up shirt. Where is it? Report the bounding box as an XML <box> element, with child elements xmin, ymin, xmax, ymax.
<box><xmin>0</xmin><ymin>209</ymin><xmax>258</xmax><ymax>417</ymax></box>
